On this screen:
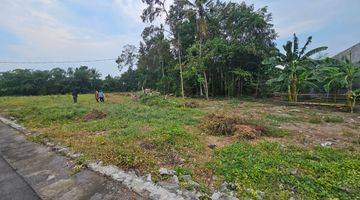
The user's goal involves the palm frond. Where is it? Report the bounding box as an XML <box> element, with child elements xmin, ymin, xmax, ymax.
<box><xmin>302</xmin><ymin>46</ymin><xmax>328</xmax><ymax>59</ymax></box>
<box><xmin>293</xmin><ymin>34</ymin><xmax>299</xmax><ymax>58</ymax></box>
<box><xmin>283</xmin><ymin>41</ymin><xmax>293</xmax><ymax>61</ymax></box>
<box><xmin>299</xmin><ymin>36</ymin><xmax>312</xmax><ymax>57</ymax></box>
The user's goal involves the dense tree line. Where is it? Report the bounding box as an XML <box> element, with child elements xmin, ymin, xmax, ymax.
<box><xmin>0</xmin><ymin>66</ymin><xmax>104</xmax><ymax>96</ymax></box>
<box><xmin>1</xmin><ymin>0</ymin><xmax>359</xmax><ymax>110</ymax></box>
<box><xmin>115</xmin><ymin>0</ymin><xmax>278</xmax><ymax>98</ymax></box>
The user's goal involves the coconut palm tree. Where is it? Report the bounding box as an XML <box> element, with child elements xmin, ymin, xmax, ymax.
<box><xmin>267</xmin><ymin>34</ymin><xmax>327</xmax><ymax>102</ymax></box>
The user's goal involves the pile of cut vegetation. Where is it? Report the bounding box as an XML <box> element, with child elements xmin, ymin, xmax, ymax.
<box><xmin>138</xmin><ymin>92</ymin><xmax>180</xmax><ymax>107</ymax></box>
<box><xmin>82</xmin><ymin>109</ymin><xmax>107</xmax><ymax>122</ymax></box>
<box><xmin>183</xmin><ymin>101</ymin><xmax>200</xmax><ymax>108</ymax></box>
<box><xmin>200</xmin><ymin>113</ymin><xmax>265</xmax><ymax>139</ymax></box>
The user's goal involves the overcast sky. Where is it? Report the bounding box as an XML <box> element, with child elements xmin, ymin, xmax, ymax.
<box><xmin>0</xmin><ymin>0</ymin><xmax>359</xmax><ymax>77</ymax></box>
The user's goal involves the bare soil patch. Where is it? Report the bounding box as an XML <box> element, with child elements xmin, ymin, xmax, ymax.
<box><xmin>82</xmin><ymin>110</ymin><xmax>107</xmax><ymax>122</ymax></box>
<box><xmin>280</xmin><ymin>122</ymin><xmax>360</xmax><ymax>150</ymax></box>
<box><xmin>227</xmin><ymin>101</ymin><xmax>360</xmax><ymax>150</ymax></box>
<box><xmin>184</xmin><ymin>101</ymin><xmax>200</xmax><ymax>108</ymax></box>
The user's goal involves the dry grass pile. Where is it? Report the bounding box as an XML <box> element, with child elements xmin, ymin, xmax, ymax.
<box><xmin>200</xmin><ymin>113</ymin><xmax>264</xmax><ymax>139</ymax></box>
<box><xmin>184</xmin><ymin>101</ymin><xmax>200</xmax><ymax>108</ymax></box>
<box><xmin>82</xmin><ymin>109</ymin><xmax>107</xmax><ymax>122</ymax></box>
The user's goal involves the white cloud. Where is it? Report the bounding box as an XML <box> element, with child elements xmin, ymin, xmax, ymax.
<box><xmin>0</xmin><ymin>0</ymin><xmax>146</xmax><ymax>75</ymax></box>
<box><xmin>113</xmin><ymin>0</ymin><xmax>147</xmax><ymax>23</ymax></box>
<box><xmin>0</xmin><ymin>0</ymin><xmax>143</xmax><ymax>76</ymax></box>
<box><xmin>0</xmin><ymin>0</ymin><xmax>359</xmax><ymax>75</ymax></box>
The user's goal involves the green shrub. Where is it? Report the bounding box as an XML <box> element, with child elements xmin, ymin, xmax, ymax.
<box><xmin>139</xmin><ymin>94</ymin><xmax>180</xmax><ymax>107</ymax></box>
<box><xmin>324</xmin><ymin>115</ymin><xmax>344</xmax><ymax>123</ymax></box>
<box><xmin>308</xmin><ymin>116</ymin><xmax>322</xmax><ymax>124</ymax></box>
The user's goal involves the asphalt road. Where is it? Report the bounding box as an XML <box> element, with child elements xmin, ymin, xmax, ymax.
<box><xmin>0</xmin><ymin>153</ymin><xmax>40</xmax><ymax>200</ymax></box>
<box><xmin>0</xmin><ymin>121</ymin><xmax>143</xmax><ymax>200</ymax></box>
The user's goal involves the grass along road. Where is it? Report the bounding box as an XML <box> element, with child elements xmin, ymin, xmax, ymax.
<box><xmin>0</xmin><ymin>93</ymin><xmax>359</xmax><ymax>199</ymax></box>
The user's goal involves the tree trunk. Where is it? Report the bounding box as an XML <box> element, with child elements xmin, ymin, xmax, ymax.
<box><xmin>203</xmin><ymin>71</ymin><xmax>209</xmax><ymax>100</ymax></box>
<box><xmin>289</xmin><ymin>75</ymin><xmax>298</xmax><ymax>102</ymax></box>
<box><xmin>334</xmin><ymin>89</ymin><xmax>338</xmax><ymax>103</ymax></box>
<box><xmin>161</xmin><ymin>59</ymin><xmax>164</xmax><ymax>78</ymax></box>
<box><xmin>177</xmin><ymin>32</ymin><xmax>185</xmax><ymax>98</ymax></box>
<box><xmin>220</xmin><ymin>68</ymin><xmax>224</xmax><ymax>95</ymax></box>
<box><xmin>239</xmin><ymin>79</ymin><xmax>243</xmax><ymax>97</ymax></box>
<box><xmin>288</xmin><ymin>85</ymin><xmax>292</xmax><ymax>102</ymax></box>
<box><xmin>199</xmin><ymin>41</ymin><xmax>209</xmax><ymax>100</ymax></box>
<box><xmin>225</xmin><ymin>73</ymin><xmax>228</xmax><ymax>97</ymax></box>
<box><xmin>255</xmin><ymin>71</ymin><xmax>260</xmax><ymax>98</ymax></box>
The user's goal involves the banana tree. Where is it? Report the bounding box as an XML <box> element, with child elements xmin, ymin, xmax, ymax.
<box><xmin>265</xmin><ymin>34</ymin><xmax>327</xmax><ymax>102</ymax></box>
<box><xmin>319</xmin><ymin>56</ymin><xmax>360</xmax><ymax>112</ymax></box>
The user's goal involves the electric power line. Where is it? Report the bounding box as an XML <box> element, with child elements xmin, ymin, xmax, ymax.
<box><xmin>0</xmin><ymin>58</ymin><xmax>116</xmax><ymax>64</ymax></box>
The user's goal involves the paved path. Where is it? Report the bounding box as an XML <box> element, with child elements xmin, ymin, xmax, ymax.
<box><xmin>0</xmin><ymin>122</ymin><xmax>143</xmax><ymax>200</ymax></box>
<box><xmin>0</xmin><ymin>154</ymin><xmax>40</xmax><ymax>200</ymax></box>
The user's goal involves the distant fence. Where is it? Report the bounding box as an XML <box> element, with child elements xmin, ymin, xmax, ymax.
<box><xmin>273</xmin><ymin>93</ymin><xmax>347</xmax><ymax>103</ymax></box>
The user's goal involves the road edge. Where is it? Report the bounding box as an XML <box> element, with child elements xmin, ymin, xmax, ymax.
<box><xmin>0</xmin><ymin>116</ymin><xmax>208</xmax><ymax>200</ymax></box>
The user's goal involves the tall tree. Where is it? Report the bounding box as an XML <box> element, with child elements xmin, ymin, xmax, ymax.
<box><xmin>142</xmin><ymin>0</ymin><xmax>186</xmax><ymax>98</ymax></box>
<box><xmin>116</xmin><ymin>44</ymin><xmax>138</xmax><ymax>72</ymax></box>
<box><xmin>183</xmin><ymin>0</ymin><xmax>212</xmax><ymax>99</ymax></box>
<box><xmin>137</xmin><ymin>25</ymin><xmax>173</xmax><ymax>91</ymax></box>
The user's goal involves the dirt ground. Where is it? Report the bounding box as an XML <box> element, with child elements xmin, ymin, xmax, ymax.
<box><xmin>200</xmin><ymin>99</ymin><xmax>360</xmax><ymax>152</ymax></box>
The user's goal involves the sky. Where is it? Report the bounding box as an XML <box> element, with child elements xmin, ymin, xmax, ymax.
<box><xmin>0</xmin><ymin>0</ymin><xmax>359</xmax><ymax>78</ymax></box>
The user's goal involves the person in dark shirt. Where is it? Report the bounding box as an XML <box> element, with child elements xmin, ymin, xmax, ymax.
<box><xmin>72</xmin><ymin>88</ymin><xmax>78</xmax><ymax>103</ymax></box>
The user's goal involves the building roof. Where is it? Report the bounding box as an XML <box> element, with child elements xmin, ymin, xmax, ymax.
<box><xmin>333</xmin><ymin>42</ymin><xmax>360</xmax><ymax>64</ymax></box>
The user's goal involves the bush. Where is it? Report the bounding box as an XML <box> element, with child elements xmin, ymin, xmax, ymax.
<box><xmin>139</xmin><ymin>93</ymin><xmax>180</xmax><ymax>107</ymax></box>
<box><xmin>324</xmin><ymin>115</ymin><xmax>344</xmax><ymax>123</ymax></box>
<box><xmin>308</xmin><ymin>116</ymin><xmax>322</xmax><ymax>124</ymax></box>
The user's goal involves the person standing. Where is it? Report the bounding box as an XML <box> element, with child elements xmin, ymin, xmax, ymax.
<box><xmin>72</xmin><ymin>88</ymin><xmax>78</xmax><ymax>103</ymax></box>
<box><xmin>98</xmin><ymin>90</ymin><xmax>105</xmax><ymax>102</ymax></box>
<box><xmin>95</xmin><ymin>90</ymin><xmax>99</xmax><ymax>102</ymax></box>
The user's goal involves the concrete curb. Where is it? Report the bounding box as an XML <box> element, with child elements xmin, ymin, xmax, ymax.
<box><xmin>0</xmin><ymin>116</ymin><xmax>239</xmax><ymax>200</ymax></box>
<box><xmin>0</xmin><ymin>116</ymin><xmax>198</xmax><ymax>200</ymax></box>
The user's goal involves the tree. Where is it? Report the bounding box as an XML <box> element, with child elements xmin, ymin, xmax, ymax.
<box><xmin>142</xmin><ymin>0</ymin><xmax>186</xmax><ymax>98</ymax></box>
<box><xmin>137</xmin><ymin>25</ymin><xmax>173</xmax><ymax>91</ymax></box>
<box><xmin>0</xmin><ymin>66</ymin><xmax>103</xmax><ymax>96</ymax></box>
<box><xmin>181</xmin><ymin>0</ymin><xmax>212</xmax><ymax>99</ymax></box>
<box><xmin>116</xmin><ymin>45</ymin><xmax>138</xmax><ymax>72</ymax></box>
<box><xmin>319</xmin><ymin>54</ymin><xmax>360</xmax><ymax>112</ymax></box>
<box><xmin>266</xmin><ymin>34</ymin><xmax>327</xmax><ymax>102</ymax></box>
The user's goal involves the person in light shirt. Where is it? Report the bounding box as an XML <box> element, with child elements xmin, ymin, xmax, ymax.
<box><xmin>98</xmin><ymin>90</ymin><xmax>105</xmax><ymax>102</ymax></box>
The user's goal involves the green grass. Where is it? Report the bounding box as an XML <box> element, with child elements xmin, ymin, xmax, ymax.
<box><xmin>210</xmin><ymin>141</ymin><xmax>360</xmax><ymax>199</ymax></box>
<box><xmin>0</xmin><ymin>93</ymin><xmax>358</xmax><ymax>198</ymax></box>
<box><xmin>0</xmin><ymin>94</ymin><xmax>204</xmax><ymax>173</ymax></box>
<box><xmin>308</xmin><ymin>116</ymin><xmax>323</xmax><ymax>124</ymax></box>
<box><xmin>266</xmin><ymin>113</ymin><xmax>303</xmax><ymax>124</ymax></box>
<box><xmin>324</xmin><ymin>115</ymin><xmax>344</xmax><ymax>123</ymax></box>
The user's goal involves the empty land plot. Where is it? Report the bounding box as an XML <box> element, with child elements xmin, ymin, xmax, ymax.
<box><xmin>0</xmin><ymin>93</ymin><xmax>359</xmax><ymax>199</ymax></box>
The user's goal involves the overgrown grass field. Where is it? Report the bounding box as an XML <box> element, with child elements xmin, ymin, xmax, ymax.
<box><xmin>0</xmin><ymin>93</ymin><xmax>359</xmax><ymax>199</ymax></box>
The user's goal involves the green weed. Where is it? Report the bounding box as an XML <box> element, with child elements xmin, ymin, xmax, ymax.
<box><xmin>324</xmin><ymin>115</ymin><xmax>344</xmax><ymax>123</ymax></box>
<box><xmin>210</xmin><ymin>141</ymin><xmax>360</xmax><ymax>199</ymax></box>
<box><xmin>308</xmin><ymin>116</ymin><xmax>322</xmax><ymax>124</ymax></box>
